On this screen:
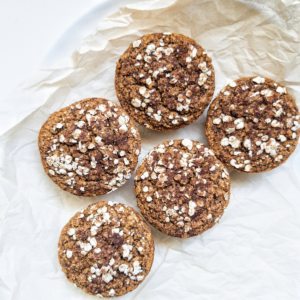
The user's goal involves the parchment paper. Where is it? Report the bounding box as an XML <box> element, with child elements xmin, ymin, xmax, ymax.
<box><xmin>1</xmin><ymin>0</ymin><xmax>300</xmax><ymax>299</ymax></box>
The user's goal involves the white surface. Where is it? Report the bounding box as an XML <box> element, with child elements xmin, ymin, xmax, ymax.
<box><xmin>1</xmin><ymin>0</ymin><xmax>300</xmax><ymax>300</ymax></box>
<box><xmin>0</xmin><ymin>0</ymin><xmax>139</xmax><ymax>98</ymax></box>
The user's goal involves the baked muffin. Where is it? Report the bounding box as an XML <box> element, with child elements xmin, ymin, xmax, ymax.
<box><xmin>38</xmin><ymin>98</ymin><xmax>141</xmax><ymax>196</ymax></box>
<box><xmin>115</xmin><ymin>33</ymin><xmax>215</xmax><ymax>131</ymax></box>
<box><xmin>58</xmin><ymin>201</ymin><xmax>155</xmax><ymax>297</ymax></box>
<box><xmin>206</xmin><ymin>77</ymin><xmax>300</xmax><ymax>173</ymax></box>
<box><xmin>134</xmin><ymin>139</ymin><xmax>230</xmax><ymax>238</ymax></box>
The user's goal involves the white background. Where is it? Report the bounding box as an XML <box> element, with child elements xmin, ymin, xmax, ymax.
<box><xmin>0</xmin><ymin>0</ymin><xmax>138</xmax><ymax>98</ymax></box>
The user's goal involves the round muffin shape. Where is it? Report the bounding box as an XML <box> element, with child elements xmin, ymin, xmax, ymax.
<box><xmin>205</xmin><ymin>77</ymin><xmax>300</xmax><ymax>173</ymax></box>
<box><xmin>134</xmin><ymin>139</ymin><xmax>230</xmax><ymax>238</ymax></box>
<box><xmin>38</xmin><ymin>98</ymin><xmax>141</xmax><ymax>196</ymax></box>
<box><xmin>58</xmin><ymin>201</ymin><xmax>155</xmax><ymax>298</ymax></box>
<box><xmin>115</xmin><ymin>33</ymin><xmax>215</xmax><ymax>131</ymax></box>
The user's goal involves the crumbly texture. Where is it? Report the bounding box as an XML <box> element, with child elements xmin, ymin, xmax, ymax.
<box><xmin>38</xmin><ymin>98</ymin><xmax>141</xmax><ymax>196</ymax></box>
<box><xmin>58</xmin><ymin>201</ymin><xmax>155</xmax><ymax>298</ymax></box>
<box><xmin>205</xmin><ymin>77</ymin><xmax>300</xmax><ymax>173</ymax></box>
<box><xmin>134</xmin><ymin>139</ymin><xmax>230</xmax><ymax>238</ymax></box>
<box><xmin>115</xmin><ymin>33</ymin><xmax>215</xmax><ymax>131</ymax></box>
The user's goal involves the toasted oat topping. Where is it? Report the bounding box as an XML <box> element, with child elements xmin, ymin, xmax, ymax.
<box><xmin>38</xmin><ymin>98</ymin><xmax>141</xmax><ymax>196</ymax></box>
<box><xmin>134</xmin><ymin>139</ymin><xmax>230</xmax><ymax>238</ymax></box>
<box><xmin>115</xmin><ymin>33</ymin><xmax>215</xmax><ymax>131</ymax></box>
<box><xmin>206</xmin><ymin>77</ymin><xmax>300</xmax><ymax>173</ymax></box>
<box><xmin>58</xmin><ymin>202</ymin><xmax>154</xmax><ymax>298</ymax></box>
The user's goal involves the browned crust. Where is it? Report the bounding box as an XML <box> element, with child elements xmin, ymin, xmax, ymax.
<box><xmin>115</xmin><ymin>33</ymin><xmax>215</xmax><ymax>131</ymax></box>
<box><xmin>38</xmin><ymin>98</ymin><xmax>141</xmax><ymax>196</ymax></box>
<box><xmin>205</xmin><ymin>76</ymin><xmax>300</xmax><ymax>174</ymax></box>
<box><xmin>134</xmin><ymin>139</ymin><xmax>231</xmax><ymax>238</ymax></box>
<box><xmin>58</xmin><ymin>201</ymin><xmax>155</xmax><ymax>298</ymax></box>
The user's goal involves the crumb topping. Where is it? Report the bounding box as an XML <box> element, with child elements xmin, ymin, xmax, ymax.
<box><xmin>39</xmin><ymin>98</ymin><xmax>141</xmax><ymax>196</ymax></box>
<box><xmin>134</xmin><ymin>139</ymin><xmax>230</xmax><ymax>238</ymax></box>
<box><xmin>206</xmin><ymin>77</ymin><xmax>300</xmax><ymax>173</ymax></box>
<box><xmin>115</xmin><ymin>33</ymin><xmax>215</xmax><ymax>131</ymax></box>
<box><xmin>58</xmin><ymin>202</ymin><xmax>154</xmax><ymax>297</ymax></box>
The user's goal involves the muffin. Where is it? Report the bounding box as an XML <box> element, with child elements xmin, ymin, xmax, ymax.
<box><xmin>38</xmin><ymin>98</ymin><xmax>141</xmax><ymax>196</ymax></box>
<box><xmin>58</xmin><ymin>201</ymin><xmax>155</xmax><ymax>297</ymax></box>
<box><xmin>134</xmin><ymin>139</ymin><xmax>230</xmax><ymax>238</ymax></box>
<box><xmin>115</xmin><ymin>33</ymin><xmax>215</xmax><ymax>131</ymax></box>
<box><xmin>205</xmin><ymin>76</ymin><xmax>300</xmax><ymax>173</ymax></box>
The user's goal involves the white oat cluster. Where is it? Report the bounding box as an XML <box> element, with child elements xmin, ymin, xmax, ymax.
<box><xmin>116</xmin><ymin>33</ymin><xmax>215</xmax><ymax>130</ymax></box>
<box><xmin>207</xmin><ymin>77</ymin><xmax>300</xmax><ymax>172</ymax></box>
<box><xmin>40</xmin><ymin>98</ymin><xmax>141</xmax><ymax>196</ymax></box>
<box><xmin>59</xmin><ymin>202</ymin><xmax>153</xmax><ymax>298</ymax></box>
<box><xmin>135</xmin><ymin>139</ymin><xmax>230</xmax><ymax>238</ymax></box>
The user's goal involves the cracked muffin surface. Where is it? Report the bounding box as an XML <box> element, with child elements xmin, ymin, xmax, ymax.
<box><xmin>58</xmin><ymin>201</ymin><xmax>155</xmax><ymax>298</ymax></box>
<box><xmin>134</xmin><ymin>139</ymin><xmax>230</xmax><ymax>238</ymax></box>
<box><xmin>38</xmin><ymin>98</ymin><xmax>141</xmax><ymax>196</ymax></box>
<box><xmin>205</xmin><ymin>77</ymin><xmax>300</xmax><ymax>173</ymax></box>
<box><xmin>115</xmin><ymin>33</ymin><xmax>215</xmax><ymax>131</ymax></box>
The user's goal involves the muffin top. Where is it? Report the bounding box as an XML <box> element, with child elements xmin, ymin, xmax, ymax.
<box><xmin>38</xmin><ymin>98</ymin><xmax>141</xmax><ymax>196</ymax></box>
<box><xmin>135</xmin><ymin>139</ymin><xmax>230</xmax><ymax>238</ymax></box>
<box><xmin>115</xmin><ymin>33</ymin><xmax>215</xmax><ymax>131</ymax></box>
<box><xmin>206</xmin><ymin>77</ymin><xmax>300</xmax><ymax>173</ymax></box>
<box><xmin>58</xmin><ymin>201</ymin><xmax>155</xmax><ymax>298</ymax></box>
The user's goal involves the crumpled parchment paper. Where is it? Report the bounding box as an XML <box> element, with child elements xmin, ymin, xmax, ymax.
<box><xmin>1</xmin><ymin>0</ymin><xmax>300</xmax><ymax>299</ymax></box>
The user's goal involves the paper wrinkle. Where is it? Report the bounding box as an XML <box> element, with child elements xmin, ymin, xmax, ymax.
<box><xmin>1</xmin><ymin>0</ymin><xmax>300</xmax><ymax>299</ymax></box>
